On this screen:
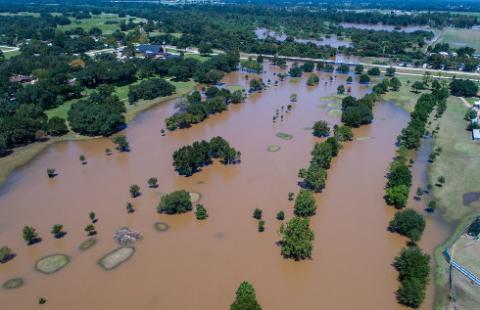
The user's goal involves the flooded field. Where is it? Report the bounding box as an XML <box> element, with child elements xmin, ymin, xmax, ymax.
<box><xmin>0</xmin><ymin>64</ymin><xmax>449</xmax><ymax>309</ymax></box>
<box><xmin>255</xmin><ymin>28</ymin><xmax>352</xmax><ymax>48</ymax></box>
<box><xmin>339</xmin><ymin>23</ymin><xmax>432</xmax><ymax>33</ymax></box>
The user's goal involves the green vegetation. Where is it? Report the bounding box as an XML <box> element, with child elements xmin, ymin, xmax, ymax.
<box><xmin>23</xmin><ymin>226</ymin><xmax>39</xmax><ymax>245</ymax></box>
<box><xmin>312</xmin><ymin>120</ymin><xmax>330</xmax><ymax>137</ymax></box>
<box><xmin>0</xmin><ymin>246</ymin><xmax>14</xmax><ymax>263</ymax></box>
<box><xmin>294</xmin><ymin>190</ymin><xmax>317</xmax><ymax>217</ymax></box>
<box><xmin>439</xmin><ymin>27</ymin><xmax>480</xmax><ymax>53</ymax></box>
<box><xmin>195</xmin><ymin>204</ymin><xmax>208</xmax><ymax>220</ymax></box>
<box><xmin>113</xmin><ymin>135</ymin><xmax>130</xmax><ymax>152</ymax></box>
<box><xmin>449</xmin><ymin>79</ymin><xmax>479</xmax><ymax>97</ymax></box>
<box><xmin>79</xmin><ymin>238</ymin><xmax>97</xmax><ymax>251</ymax></box>
<box><xmin>394</xmin><ymin>246</ymin><xmax>430</xmax><ymax>308</ymax></box>
<box><xmin>384</xmin><ymin>155</ymin><xmax>412</xmax><ymax>209</ymax></box>
<box><xmin>367</xmin><ymin>67</ymin><xmax>381</xmax><ymax>76</ymax></box>
<box><xmin>98</xmin><ymin>246</ymin><xmax>135</xmax><ymax>271</ymax></box>
<box><xmin>35</xmin><ymin>254</ymin><xmax>70</xmax><ymax>274</ymax></box>
<box><xmin>258</xmin><ymin>220</ymin><xmax>265</xmax><ymax>232</ymax></box>
<box><xmin>51</xmin><ymin>224</ymin><xmax>65</xmax><ymax>238</ymax></box>
<box><xmin>3</xmin><ymin>277</ymin><xmax>24</xmax><ymax>290</ymax></box>
<box><xmin>276</xmin><ymin>211</ymin><xmax>285</xmax><ymax>220</ymax></box>
<box><xmin>172</xmin><ymin>137</ymin><xmax>240</xmax><ymax>176</ymax></box>
<box><xmin>267</xmin><ymin>144</ymin><xmax>281</xmax><ymax>152</ymax></box>
<box><xmin>153</xmin><ymin>222</ymin><xmax>170</xmax><ymax>232</ymax></box>
<box><xmin>158</xmin><ymin>190</ymin><xmax>192</xmax><ymax>214</ymax></box>
<box><xmin>129</xmin><ymin>184</ymin><xmax>141</xmax><ymax>198</ymax></box>
<box><xmin>280</xmin><ymin>217</ymin><xmax>314</xmax><ymax>260</ymax></box>
<box><xmin>341</xmin><ymin>94</ymin><xmax>376</xmax><ymax>127</ymax></box>
<box><xmin>128</xmin><ymin>78</ymin><xmax>175</xmax><ymax>104</ymax></box>
<box><xmin>230</xmin><ymin>281</ymin><xmax>262</xmax><ymax>310</ymax></box>
<box><xmin>333</xmin><ymin>125</ymin><xmax>354</xmax><ymax>141</ymax></box>
<box><xmin>388</xmin><ymin>209</ymin><xmax>426</xmax><ymax>242</ymax></box>
<box><xmin>253</xmin><ymin>208</ymin><xmax>263</xmax><ymax>220</ymax></box>
<box><xmin>147</xmin><ymin>177</ymin><xmax>158</xmax><ymax>188</ymax></box>
<box><xmin>429</xmin><ymin>97</ymin><xmax>480</xmax><ymax>221</ymax></box>
<box><xmin>307</xmin><ymin>73</ymin><xmax>320</xmax><ymax>86</ymax></box>
<box><xmin>276</xmin><ymin>132</ymin><xmax>293</xmax><ymax>140</ymax></box>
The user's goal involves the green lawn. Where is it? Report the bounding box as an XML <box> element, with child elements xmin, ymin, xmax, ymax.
<box><xmin>429</xmin><ymin>96</ymin><xmax>480</xmax><ymax>221</ymax></box>
<box><xmin>382</xmin><ymin>75</ymin><xmax>424</xmax><ymax>112</ymax></box>
<box><xmin>439</xmin><ymin>28</ymin><xmax>480</xmax><ymax>55</ymax></box>
<box><xmin>58</xmin><ymin>13</ymin><xmax>145</xmax><ymax>35</ymax></box>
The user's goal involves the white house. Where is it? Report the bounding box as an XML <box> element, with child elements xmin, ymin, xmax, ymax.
<box><xmin>473</xmin><ymin>129</ymin><xmax>480</xmax><ymax>141</ymax></box>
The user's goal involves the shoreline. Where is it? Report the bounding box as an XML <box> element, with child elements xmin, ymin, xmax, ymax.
<box><xmin>0</xmin><ymin>86</ymin><xmax>195</xmax><ymax>187</ymax></box>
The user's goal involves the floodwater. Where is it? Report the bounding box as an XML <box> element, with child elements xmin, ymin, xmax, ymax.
<box><xmin>255</xmin><ymin>27</ymin><xmax>353</xmax><ymax>48</ymax></box>
<box><xmin>339</xmin><ymin>22</ymin><xmax>432</xmax><ymax>33</ymax></box>
<box><xmin>0</xmin><ymin>64</ymin><xmax>449</xmax><ymax>309</ymax></box>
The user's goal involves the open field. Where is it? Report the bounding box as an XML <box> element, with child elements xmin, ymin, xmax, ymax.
<box><xmin>439</xmin><ymin>28</ymin><xmax>480</xmax><ymax>54</ymax></box>
<box><xmin>381</xmin><ymin>75</ymin><xmax>424</xmax><ymax>112</ymax></box>
<box><xmin>429</xmin><ymin>97</ymin><xmax>480</xmax><ymax>222</ymax></box>
<box><xmin>58</xmin><ymin>13</ymin><xmax>145</xmax><ymax>35</ymax></box>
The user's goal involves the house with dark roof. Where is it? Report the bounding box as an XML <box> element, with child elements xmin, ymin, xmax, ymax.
<box><xmin>136</xmin><ymin>44</ymin><xmax>165</xmax><ymax>58</ymax></box>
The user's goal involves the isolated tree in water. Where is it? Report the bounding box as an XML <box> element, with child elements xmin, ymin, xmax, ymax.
<box><xmin>230</xmin><ymin>281</ymin><xmax>262</xmax><ymax>310</ymax></box>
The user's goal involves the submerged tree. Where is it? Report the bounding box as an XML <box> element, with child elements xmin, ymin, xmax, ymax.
<box><xmin>113</xmin><ymin>135</ymin><xmax>130</xmax><ymax>152</ymax></box>
<box><xmin>130</xmin><ymin>184</ymin><xmax>141</xmax><ymax>198</ymax></box>
<box><xmin>312</xmin><ymin>120</ymin><xmax>330</xmax><ymax>137</ymax></box>
<box><xmin>23</xmin><ymin>226</ymin><xmax>39</xmax><ymax>245</ymax></box>
<box><xmin>280</xmin><ymin>217</ymin><xmax>314</xmax><ymax>260</ymax></box>
<box><xmin>293</xmin><ymin>190</ymin><xmax>317</xmax><ymax>217</ymax></box>
<box><xmin>157</xmin><ymin>190</ymin><xmax>192</xmax><ymax>214</ymax></box>
<box><xmin>230</xmin><ymin>281</ymin><xmax>262</xmax><ymax>310</ymax></box>
<box><xmin>148</xmin><ymin>177</ymin><xmax>158</xmax><ymax>188</ymax></box>
<box><xmin>85</xmin><ymin>224</ymin><xmax>96</xmax><ymax>236</ymax></box>
<box><xmin>51</xmin><ymin>224</ymin><xmax>65</xmax><ymax>238</ymax></box>
<box><xmin>195</xmin><ymin>204</ymin><xmax>208</xmax><ymax>220</ymax></box>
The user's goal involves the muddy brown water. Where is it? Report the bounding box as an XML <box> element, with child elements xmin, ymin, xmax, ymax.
<box><xmin>0</xmin><ymin>64</ymin><xmax>450</xmax><ymax>309</ymax></box>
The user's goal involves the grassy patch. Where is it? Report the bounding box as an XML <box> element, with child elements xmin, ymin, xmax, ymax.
<box><xmin>225</xmin><ymin>84</ymin><xmax>244</xmax><ymax>92</ymax></box>
<box><xmin>2</xmin><ymin>277</ymin><xmax>24</xmax><ymax>290</ymax></box>
<box><xmin>98</xmin><ymin>247</ymin><xmax>135</xmax><ymax>271</ymax></box>
<box><xmin>276</xmin><ymin>132</ymin><xmax>293</xmax><ymax>140</ymax></box>
<box><xmin>327</xmin><ymin>109</ymin><xmax>342</xmax><ymax>118</ymax></box>
<box><xmin>439</xmin><ymin>28</ymin><xmax>480</xmax><ymax>54</ymax></box>
<box><xmin>267</xmin><ymin>144</ymin><xmax>281</xmax><ymax>152</ymax></box>
<box><xmin>429</xmin><ymin>96</ymin><xmax>480</xmax><ymax>221</ymax></box>
<box><xmin>58</xmin><ymin>13</ymin><xmax>145</xmax><ymax>35</ymax></box>
<box><xmin>35</xmin><ymin>254</ymin><xmax>70</xmax><ymax>274</ymax></box>
<box><xmin>381</xmin><ymin>75</ymin><xmax>424</xmax><ymax>113</ymax></box>
<box><xmin>189</xmin><ymin>191</ymin><xmax>201</xmax><ymax>203</ymax></box>
<box><xmin>79</xmin><ymin>238</ymin><xmax>97</xmax><ymax>251</ymax></box>
<box><xmin>153</xmin><ymin>222</ymin><xmax>170</xmax><ymax>232</ymax></box>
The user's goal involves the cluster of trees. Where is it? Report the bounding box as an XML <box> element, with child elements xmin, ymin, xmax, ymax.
<box><xmin>449</xmin><ymin>78</ymin><xmax>479</xmax><ymax>97</ymax></box>
<box><xmin>172</xmin><ymin>136</ymin><xmax>240</xmax><ymax>176</ymax></box>
<box><xmin>388</xmin><ymin>209</ymin><xmax>426</xmax><ymax>242</ymax></box>
<box><xmin>340</xmin><ymin>94</ymin><xmax>376</xmax><ymax>127</ymax></box>
<box><xmin>397</xmin><ymin>93</ymin><xmax>439</xmax><ymax>149</ymax></box>
<box><xmin>298</xmin><ymin>135</ymin><xmax>341</xmax><ymax>192</ymax></box>
<box><xmin>127</xmin><ymin>78</ymin><xmax>176</xmax><ymax>104</ymax></box>
<box><xmin>68</xmin><ymin>86</ymin><xmax>126</xmax><ymax>136</ymax></box>
<box><xmin>241</xmin><ymin>59</ymin><xmax>263</xmax><ymax>73</ymax></box>
<box><xmin>157</xmin><ymin>190</ymin><xmax>192</xmax><ymax>214</ymax></box>
<box><xmin>393</xmin><ymin>246</ymin><xmax>430</xmax><ymax>308</ymax></box>
<box><xmin>166</xmin><ymin>88</ymin><xmax>243</xmax><ymax>130</ymax></box>
<box><xmin>293</xmin><ymin>190</ymin><xmax>317</xmax><ymax>217</ymax></box>
<box><xmin>426</xmin><ymin>44</ymin><xmax>480</xmax><ymax>72</ymax></box>
<box><xmin>279</xmin><ymin>216</ymin><xmax>314</xmax><ymax>260</ymax></box>
<box><xmin>384</xmin><ymin>153</ymin><xmax>412</xmax><ymax>209</ymax></box>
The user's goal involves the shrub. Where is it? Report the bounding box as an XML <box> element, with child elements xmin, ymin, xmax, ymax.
<box><xmin>157</xmin><ymin>190</ymin><xmax>193</xmax><ymax>214</ymax></box>
<box><xmin>388</xmin><ymin>209</ymin><xmax>426</xmax><ymax>242</ymax></box>
<box><xmin>47</xmin><ymin>117</ymin><xmax>68</xmax><ymax>136</ymax></box>
<box><xmin>230</xmin><ymin>281</ymin><xmax>262</xmax><ymax>310</ymax></box>
<box><xmin>276</xmin><ymin>211</ymin><xmax>285</xmax><ymax>220</ymax></box>
<box><xmin>195</xmin><ymin>204</ymin><xmax>208</xmax><ymax>220</ymax></box>
<box><xmin>253</xmin><ymin>208</ymin><xmax>262</xmax><ymax>220</ymax></box>
<box><xmin>312</xmin><ymin>120</ymin><xmax>330</xmax><ymax>137</ymax></box>
<box><xmin>294</xmin><ymin>190</ymin><xmax>317</xmax><ymax>217</ymax></box>
<box><xmin>280</xmin><ymin>217</ymin><xmax>314</xmax><ymax>260</ymax></box>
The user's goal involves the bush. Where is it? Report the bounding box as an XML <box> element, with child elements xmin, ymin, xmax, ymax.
<box><xmin>333</xmin><ymin>125</ymin><xmax>353</xmax><ymax>141</ymax></box>
<box><xmin>450</xmin><ymin>79</ymin><xmax>479</xmax><ymax>97</ymax></box>
<box><xmin>128</xmin><ymin>78</ymin><xmax>176</xmax><ymax>104</ymax></box>
<box><xmin>48</xmin><ymin>117</ymin><xmax>68</xmax><ymax>136</ymax></box>
<box><xmin>280</xmin><ymin>217</ymin><xmax>314</xmax><ymax>260</ymax></box>
<box><xmin>388</xmin><ymin>209</ymin><xmax>426</xmax><ymax>242</ymax></box>
<box><xmin>276</xmin><ymin>211</ymin><xmax>285</xmax><ymax>220</ymax></box>
<box><xmin>306</xmin><ymin>73</ymin><xmax>319</xmax><ymax>86</ymax></box>
<box><xmin>0</xmin><ymin>247</ymin><xmax>13</xmax><ymax>263</ymax></box>
<box><xmin>312</xmin><ymin>120</ymin><xmax>330</xmax><ymax>137</ymax></box>
<box><xmin>157</xmin><ymin>190</ymin><xmax>193</xmax><ymax>214</ymax></box>
<box><xmin>230</xmin><ymin>281</ymin><xmax>262</xmax><ymax>310</ymax></box>
<box><xmin>253</xmin><ymin>208</ymin><xmax>262</xmax><ymax>220</ymax></box>
<box><xmin>359</xmin><ymin>74</ymin><xmax>370</xmax><ymax>84</ymax></box>
<box><xmin>195</xmin><ymin>204</ymin><xmax>208</xmax><ymax>220</ymax></box>
<box><xmin>294</xmin><ymin>190</ymin><xmax>317</xmax><ymax>217</ymax></box>
<box><xmin>385</xmin><ymin>185</ymin><xmax>409</xmax><ymax>209</ymax></box>
<box><xmin>367</xmin><ymin>67</ymin><xmax>381</xmax><ymax>76</ymax></box>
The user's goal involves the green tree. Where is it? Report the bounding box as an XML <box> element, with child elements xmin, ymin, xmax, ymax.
<box><xmin>359</xmin><ymin>74</ymin><xmax>370</xmax><ymax>84</ymax></box>
<box><xmin>390</xmin><ymin>77</ymin><xmax>402</xmax><ymax>91</ymax></box>
<box><xmin>298</xmin><ymin>164</ymin><xmax>327</xmax><ymax>192</ymax></box>
<box><xmin>294</xmin><ymin>190</ymin><xmax>317</xmax><ymax>217</ymax></box>
<box><xmin>280</xmin><ymin>217</ymin><xmax>314</xmax><ymax>260</ymax></box>
<box><xmin>276</xmin><ymin>211</ymin><xmax>285</xmax><ymax>220</ymax></box>
<box><xmin>89</xmin><ymin>211</ymin><xmax>96</xmax><ymax>223</ymax></box>
<box><xmin>312</xmin><ymin>120</ymin><xmax>330</xmax><ymax>137</ymax></box>
<box><xmin>385</xmin><ymin>185</ymin><xmax>409</xmax><ymax>209</ymax></box>
<box><xmin>129</xmin><ymin>184</ymin><xmax>140</xmax><ymax>198</ymax></box>
<box><xmin>0</xmin><ymin>246</ymin><xmax>13</xmax><ymax>263</ymax></box>
<box><xmin>253</xmin><ymin>208</ymin><xmax>262</xmax><ymax>220</ymax></box>
<box><xmin>51</xmin><ymin>224</ymin><xmax>64</xmax><ymax>238</ymax></box>
<box><xmin>126</xmin><ymin>202</ymin><xmax>134</xmax><ymax>213</ymax></box>
<box><xmin>397</xmin><ymin>277</ymin><xmax>426</xmax><ymax>308</ymax></box>
<box><xmin>230</xmin><ymin>281</ymin><xmax>262</xmax><ymax>310</ymax></box>
<box><xmin>367</xmin><ymin>67</ymin><xmax>381</xmax><ymax>76</ymax></box>
<box><xmin>337</xmin><ymin>85</ymin><xmax>345</xmax><ymax>94</ymax></box>
<box><xmin>157</xmin><ymin>190</ymin><xmax>193</xmax><ymax>214</ymax></box>
<box><xmin>386</xmin><ymin>67</ymin><xmax>396</xmax><ymax>77</ymax></box>
<box><xmin>306</xmin><ymin>73</ymin><xmax>319</xmax><ymax>86</ymax></box>
<box><xmin>333</xmin><ymin>125</ymin><xmax>354</xmax><ymax>141</ymax></box>
<box><xmin>47</xmin><ymin>117</ymin><xmax>68</xmax><ymax>136</ymax></box>
<box><xmin>85</xmin><ymin>224</ymin><xmax>96</xmax><ymax>236</ymax></box>
<box><xmin>113</xmin><ymin>135</ymin><xmax>130</xmax><ymax>152</ymax></box>
<box><xmin>148</xmin><ymin>177</ymin><xmax>158</xmax><ymax>188</ymax></box>
<box><xmin>195</xmin><ymin>204</ymin><xmax>208</xmax><ymax>220</ymax></box>
<box><xmin>23</xmin><ymin>226</ymin><xmax>39</xmax><ymax>244</ymax></box>
<box><xmin>258</xmin><ymin>220</ymin><xmax>265</xmax><ymax>232</ymax></box>
<box><xmin>388</xmin><ymin>209</ymin><xmax>426</xmax><ymax>242</ymax></box>
<box><xmin>354</xmin><ymin>64</ymin><xmax>364</xmax><ymax>74</ymax></box>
